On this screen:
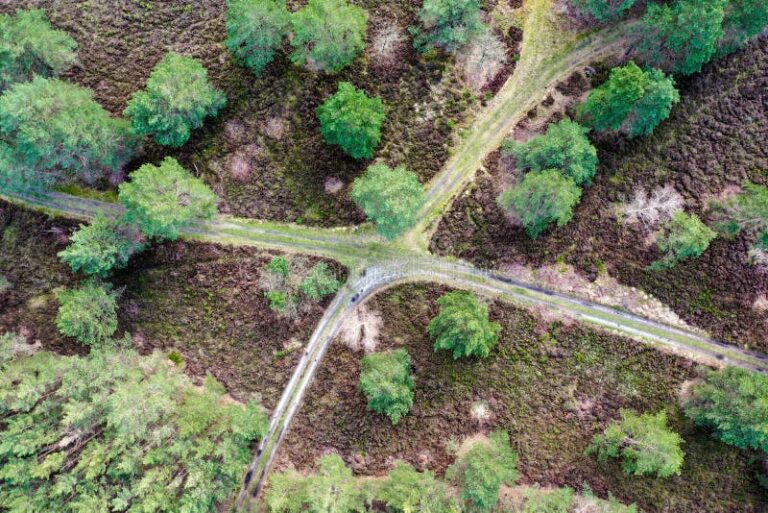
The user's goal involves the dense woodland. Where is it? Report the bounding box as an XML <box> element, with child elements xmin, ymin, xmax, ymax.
<box><xmin>1</xmin><ymin>0</ymin><xmax>767</xmax><ymax>512</ymax></box>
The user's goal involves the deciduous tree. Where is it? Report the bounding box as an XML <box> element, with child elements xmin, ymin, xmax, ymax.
<box><xmin>580</xmin><ymin>62</ymin><xmax>680</xmax><ymax>138</ymax></box>
<box><xmin>0</xmin><ymin>77</ymin><xmax>137</xmax><ymax>184</ymax></box>
<box><xmin>124</xmin><ymin>52</ymin><xmax>226</xmax><ymax>147</ymax></box>
<box><xmin>648</xmin><ymin>212</ymin><xmax>716</xmax><ymax>270</ymax></box>
<box><xmin>351</xmin><ymin>163</ymin><xmax>425</xmax><ymax>239</ymax></box>
<box><xmin>290</xmin><ymin>0</ymin><xmax>368</xmax><ymax>73</ymax></box>
<box><xmin>587</xmin><ymin>410</ymin><xmax>685</xmax><ymax>478</ymax></box>
<box><xmin>119</xmin><ymin>157</ymin><xmax>218</xmax><ymax>241</ymax></box>
<box><xmin>317</xmin><ymin>82</ymin><xmax>386</xmax><ymax>159</ymax></box>
<box><xmin>225</xmin><ymin>0</ymin><xmax>290</xmax><ymax>76</ymax></box>
<box><xmin>359</xmin><ymin>348</ymin><xmax>415</xmax><ymax>425</ymax></box>
<box><xmin>413</xmin><ymin>0</ymin><xmax>487</xmax><ymax>54</ymax></box>
<box><xmin>505</xmin><ymin>119</ymin><xmax>597</xmax><ymax>185</ymax></box>
<box><xmin>0</xmin><ymin>9</ymin><xmax>76</xmax><ymax>90</ymax></box>
<box><xmin>428</xmin><ymin>291</ymin><xmax>501</xmax><ymax>359</ymax></box>
<box><xmin>497</xmin><ymin>169</ymin><xmax>582</xmax><ymax>239</ymax></box>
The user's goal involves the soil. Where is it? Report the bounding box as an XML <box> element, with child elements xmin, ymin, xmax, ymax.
<box><xmin>1</xmin><ymin>0</ymin><xmax>521</xmax><ymax>226</ymax></box>
<box><xmin>275</xmin><ymin>283</ymin><xmax>767</xmax><ymax>513</ymax></box>
<box><xmin>0</xmin><ymin>201</ymin><xmax>345</xmax><ymax>408</ymax></box>
<box><xmin>430</xmin><ymin>35</ymin><xmax>768</xmax><ymax>351</ymax></box>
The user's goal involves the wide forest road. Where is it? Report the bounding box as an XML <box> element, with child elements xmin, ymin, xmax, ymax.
<box><xmin>2</xmin><ymin>1</ymin><xmax>766</xmax><ymax>511</ymax></box>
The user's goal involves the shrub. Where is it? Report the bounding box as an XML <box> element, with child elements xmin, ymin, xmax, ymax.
<box><xmin>580</xmin><ymin>62</ymin><xmax>680</xmax><ymax>138</ymax></box>
<box><xmin>638</xmin><ymin>0</ymin><xmax>726</xmax><ymax>76</ymax></box>
<box><xmin>124</xmin><ymin>53</ymin><xmax>226</xmax><ymax>147</ymax></box>
<box><xmin>317</xmin><ymin>82</ymin><xmax>386</xmax><ymax>159</ymax></box>
<box><xmin>428</xmin><ymin>291</ymin><xmax>501</xmax><ymax>359</ymax></box>
<box><xmin>587</xmin><ymin>410</ymin><xmax>685</xmax><ymax>478</ymax></box>
<box><xmin>301</xmin><ymin>262</ymin><xmax>340</xmax><ymax>301</ymax></box>
<box><xmin>498</xmin><ymin>169</ymin><xmax>582</xmax><ymax>239</ymax></box>
<box><xmin>359</xmin><ymin>349</ymin><xmax>414</xmax><ymax>425</ymax></box>
<box><xmin>351</xmin><ymin>163</ymin><xmax>425</xmax><ymax>239</ymax></box>
<box><xmin>0</xmin><ymin>347</ymin><xmax>267</xmax><ymax>513</ymax></box>
<box><xmin>506</xmin><ymin>119</ymin><xmax>598</xmax><ymax>185</ymax></box>
<box><xmin>683</xmin><ymin>367</ymin><xmax>768</xmax><ymax>453</ymax></box>
<box><xmin>446</xmin><ymin>430</ymin><xmax>518</xmax><ymax>512</ymax></box>
<box><xmin>648</xmin><ymin>212</ymin><xmax>716</xmax><ymax>270</ymax></box>
<box><xmin>56</xmin><ymin>281</ymin><xmax>118</xmax><ymax>346</ymax></box>
<box><xmin>267</xmin><ymin>255</ymin><xmax>290</xmax><ymax>279</ymax></box>
<box><xmin>524</xmin><ymin>486</ymin><xmax>575</xmax><ymax>513</ymax></box>
<box><xmin>225</xmin><ymin>0</ymin><xmax>290</xmax><ymax>76</ymax></box>
<box><xmin>290</xmin><ymin>0</ymin><xmax>368</xmax><ymax>73</ymax></box>
<box><xmin>413</xmin><ymin>0</ymin><xmax>487</xmax><ymax>54</ymax></box>
<box><xmin>571</xmin><ymin>0</ymin><xmax>637</xmax><ymax>22</ymax></box>
<box><xmin>0</xmin><ymin>77</ymin><xmax>137</xmax><ymax>184</ymax></box>
<box><xmin>0</xmin><ymin>9</ymin><xmax>77</xmax><ymax>91</ymax></box>
<box><xmin>119</xmin><ymin>157</ymin><xmax>218</xmax><ymax>241</ymax></box>
<box><xmin>58</xmin><ymin>214</ymin><xmax>145</xmax><ymax>278</ymax></box>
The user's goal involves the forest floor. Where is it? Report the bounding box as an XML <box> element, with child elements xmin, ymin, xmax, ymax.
<box><xmin>275</xmin><ymin>283</ymin><xmax>767</xmax><ymax>513</ymax></box>
<box><xmin>431</xmin><ymin>35</ymin><xmax>768</xmax><ymax>351</ymax></box>
<box><xmin>0</xmin><ymin>201</ymin><xmax>345</xmax><ymax>408</ymax></box>
<box><xmin>1</xmin><ymin>0</ymin><xmax>521</xmax><ymax>226</ymax></box>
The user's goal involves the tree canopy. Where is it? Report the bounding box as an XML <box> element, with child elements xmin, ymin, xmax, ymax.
<box><xmin>638</xmin><ymin>0</ymin><xmax>726</xmax><ymax>76</ymax></box>
<box><xmin>446</xmin><ymin>431</ymin><xmax>519</xmax><ymax>512</ymax></box>
<box><xmin>317</xmin><ymin>82</ymin><xmax>386</xmax><ymax>159</ymax></box>
<box><xmin>290</xmin><ymin>0</ymin><xmax>368</xmax><ymax>73</ymax></box>
<box><xmin>124</xmin><ymin>52</ymin><xmax>226</xmax><ymax>147</ymax></box>
<box><xmin>413</xmin><ymin>0</ymin><xmax>487</xmax><ymax>54</ymax></box>
<box><xmin>506</xmin><ymin>119</ymin><xmax>598</xmax><ymax>186</ymax></box>
<box><xmin>683</xmin><ymin>367</ymin><xmax>768</xmax><ymax>453</ymax></box>
<box><xmin>225</xmin><ymin>0</ymin><xmax>290</xmax><ymax>76</ymax></box>
<box><xmin>351</xmin><ymin>163</ymin><xmax>425</xmax><ymax>239</ymax></box>
<box><xmin>580</xmin><ymin>62</ymin><xmax>680</xmax><ymax>138</ymax></box>
<box><xmin>0</xmin><ymin>338</ymin><xmax>267</xmax><ymax>513</ymax></box>
<box><xmin>720</xmin><ymin>0</ymin><xmax>768</xmax><ymax>53</ymax></box>
<box><xmin>648</xmin><ymin>212</ymin><xmax>716</xmax><ymax>270</ymax></box>
<box><xmin>301</xmin><ymin>262</ymin><xmax>340</xmax><ymax>301</ymax></box>
<box><xmin>56</xmin><ymin>281</ymin><xmax>118</xmax><ymax>346</ymax></box>
<box><xmin>0</xmin><ymin>9</ymin><xmax>77</xmax><ymax>91</ymax></box>
<box><xmin>359</xmin><ymin>348</ymin><xmax>415</xmax><ymax>425</ymax></box>
<box><xmin>716</xmin><ymin>182</ymin><xmax>768</xmax><ymax>251</ymax></box>
<box><xmin>0</xmin><ymin>77</ymin><xmax>137</xmax><ymax>184</ymax></box>
<box><xmin>587</xmin><ymin>410</ymin><xmax>685</xmax><ymax>478</ymax></box>
<box><xmin>498</xmin><ymin>169</ymin><xmax>582</xmax><ymax>239</ymax></box>
<box><xmin>572</xmin><ymin>0</ymin><xmax>637</xmax><ymax>22</ymax></box>
<box><xmin>119</xmin><ymin>157</ymin><xmax>218</xmax><ymax>241</ymax></box>
<box><xmin>58</xmin><ymin>215</ymin><xmax>145</xmax><ymax>278</ymax></box>
<box><xmin>428</xmin><ymin>291</ymin><xmax>501</xmax><ymax>359</ymax></box>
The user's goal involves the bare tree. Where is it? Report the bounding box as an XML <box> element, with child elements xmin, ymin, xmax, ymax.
<box><xmin>460</xmin><ymin>31</ymin><xmax>508</xmax><ymax>91</ymax></box>
<box><xmin>616</xmin><ymin>184</ymin><xmax>684</xmax><ymax>229</ymax></box>
<box><xmin>370</xmin><ymin>22</ymin><xmax>406</xmax><ymax>67</ymax></box>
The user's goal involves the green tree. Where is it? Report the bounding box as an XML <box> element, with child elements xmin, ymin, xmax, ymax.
<box><xmin>317</xmin><ymin>82</ymin><xmax>386</xmax><ymax>159</ymax></box>
<box><xmin>0</xmin><ymin>345</ymin><xmax>267</xmax><ymax>513</ymax></box>
<box><xmin>571</xmin><ymin>0</ymin><xmax>637</xmax><ymax>22</ymax></box>
<box><xmin>56</xmin><ymin>281</ymin><xmax>118</xmax><ymax>346</ymax></box>
<box><xmin>720</xmin><ymin>0</ymin><xmax>768</xmax><ymax>53</ymax></box>
<box><xmin>268</xmin><ymin>255</ymin><xmax>291</xmax><ymax>279</ymax></box>
<box><xmin>446</xmin><ymin>430</ymin><xmax>519</xmax><ymax>512</ymax></box>
<box><xmin>505</xmin><ymin>119</ymin><xmax>597</xmax><ymax>186</ymax></box>
<box><xmin>587</xmin><ymin>410</ymin><xmax>685</xmax><ymax>478</ymax></box>
<box><xmin>119</xmin><ymin>157</ymin><xmax>218</xmax><ymax>241</ymax></box>
<box><xmin>0</xmin><ymin>9</ymin><xmax>77</xmax><ymax>91</ymax></box>
<box><xmin>649</xmin><ymin>212</ymin><xmax>716</xmax><ymax>270</ymax></box>
<box><xmin>0</xmin><ymin>77</ymin><xmax>137</xmax><ymax>184</ymax></box>
<box><xmin>301</xmin><ymin>262</ymin><xmax>340</xmax><ymax>301</ymax></box>
<box><xmin>124</xmin><ymin>52</ymin><xmax>226</xmax><ymax>147</ymax></box>
<box><xmin>290</xmin><ymin>0</ymin><xmax>368</xmax><ymax>73</ymax></box>
<box><xmin>58</xmin><ymin>215</ymin><xmax>145</xmax><ymax>278</ymax></box>
<box><xmin>0</xmin><ymin>142</ymin><xmax>51</xmax><ymax>192</ymax></box>
<box><xmin>428</xmin><ymin>291</ymin><xmax>501</xmax><ymax>359</ymax></box>
<box><xmin>683</xmin><ymin>367</ymin><xmax>768</xmax><ymax>453</ymax></box>
<box><xmin>351</xmin><ymin>163</ymin><xmax>425</xmax><ymax>239</ymax></box>
<box><xmin>379</xmin><ymin>461</ymin><xmax>459</xmax><ymax>513</ymax></box>
<box><xmin>225</xmin><ymin>0</ymin><xmax>290</xmax><ymax>76</ymax></box>
<box><xmin>637</xmin><ymin>0</ymin><xmax>726</xmax><ymax>76</ymax></box>
<box><xmin>413</xmin><ymin>0</ymin><xmax>487</xmax><ymax>54</ymax></box>
<box><xmin>580</xmin><ymin>62</ymin><xmax>680</xmax><ymax>138</ymax></box>
<box><xmin>717</xmin><ymin>182</ymin><xmax>768</xmax><ymax>250</ymax></box>
<box><xmin>359</xmin><ymin>349</ymin><xmax>415</xmax><ymax>425</ymax></box>
<box><xmin>498</xmin><ymin>169</ymin><xmax>582</xmax><ymax>239</ymax></box>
